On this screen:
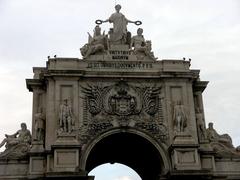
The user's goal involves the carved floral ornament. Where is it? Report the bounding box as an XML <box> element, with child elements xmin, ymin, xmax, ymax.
<box><xmin>80</xmin><ymin>81</ymin><xmax>168</xmax><ymax>145</ymax></box>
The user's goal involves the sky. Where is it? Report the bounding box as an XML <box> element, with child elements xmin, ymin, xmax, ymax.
<box><xmin>0</xmin><ymin>0</ymin><xmax>240</xmax><ymax>179</ymax></box>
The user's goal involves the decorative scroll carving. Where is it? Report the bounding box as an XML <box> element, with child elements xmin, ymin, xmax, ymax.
<box><xmin>87</xmin><ymin>118</ymin><xmax>113</xmax><ymax>136</ymax></box>
<box><xmin>82</xmin><ymin>81</ymin><xmax>162</xmax><ymax>118</ymax></box>
<box><xmin>142</xmin><ymin>86</ymin><xmax>161</xmax><ymax>116</ymax></box>
<box><xmin>78</xmin><ymin>118</ymin><xmax>113</xmax><ymax>145</ymax></box>
<box><xmin>136</xmin><ymin>121</ymin><xmax>168</xmax><ymax>142</ymax></box>
<box><xmin>81</xmin><ymin>84</ymin><xmax>110</xmax><ymax>115</ymax></box>
<box><xmin>80</xmin><ymin>81</ymin><xmax>168</xmax><ymax>145</ymax></box>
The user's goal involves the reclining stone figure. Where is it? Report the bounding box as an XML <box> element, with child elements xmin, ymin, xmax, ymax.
<box><xmin>0</xmin><ymin>123</ymin><xmax>31</xmax><ymax>159</ymax></box>
<box><xmin>0</xmin><ymin>123</ymin><xmax>31</xmax><ymax>149</ymax></box>
<box><xmin>206</xmin><ymin>122</ymin><xmax>233</xmax><ymax>148</ymax></box>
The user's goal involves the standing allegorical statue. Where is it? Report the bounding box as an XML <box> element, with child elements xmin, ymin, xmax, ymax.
<box><xmin>97</xmin><ymin>4</ymin><xmax>141</xmax><ymax>44</ymax></box>
<box><xmin>59</xmin><ymin>99</ymin><xmax>75</xmax><ymax>133</ymax></box>
<box><xmin>195</xmin><ymin>108</ymin><xmax>207</xmax><ymax>140</ymax></box>
<box><xmin>34</xmin><ymin>107</ymin><xmax>45</xmax><ymax>142</ymax></box>
<box><xmin>173</xmin><ymin>101</ymin><xmax>187</xmax><ymax>133</ymax></box>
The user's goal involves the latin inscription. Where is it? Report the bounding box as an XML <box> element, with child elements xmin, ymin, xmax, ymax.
<box><xmin>87</xmin><ymin>62</ymin><xmax>153</xmax><ymax>69</ymax></box>
<box><xmin>109</xmin><ymin>50</ymin><xmax>130</xmax><ymax>60</ymax></box>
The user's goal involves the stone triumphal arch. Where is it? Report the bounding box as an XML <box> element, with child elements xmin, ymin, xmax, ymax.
<box><xmin>0</xmin><ymin>4</ymin><xmax>240</xmax><ymax>180</ymax></box>
<box><xmin>81</xmin><ymin>129</ymin><xmax>170</xmax><ymax>180</ymax></box>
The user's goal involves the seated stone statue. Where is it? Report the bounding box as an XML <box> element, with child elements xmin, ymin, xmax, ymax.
<box><xmin>131</xmin><ymin>28</ymin><xmax>156</xmax><ymax>60</ymax></box>
<box><xmin>80</xmin><ymin>25</ymin><xmax>108</xmax><ymax>59</ymax></box>
<box><xmin>206</xmin><ymin>122</ymin><xmax>233</xmax><ymax>148</ymax></box>
<box><xmin>145</xmin><ymin>40</ymin><xmax>157</xmax><ymax>60</ymax></box>
<box><xmin>131</xmin><ymin>28</ymin><xmax>146</xmax><ymax>52</ymax></box>
<box><xmin>0</xmin><ymin>123</ymin><xmax>31</xmax><ymax>150</ymax></box>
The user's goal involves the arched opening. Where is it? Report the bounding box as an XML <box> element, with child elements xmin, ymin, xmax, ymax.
<box><xmin>89</xmin><ymin>163</ymin><xmax>141</xmax><ymax>180</ymax></box>
<box><xmin>83</xmin><ymin>131</ymin><xmax>169</xmax><ymax>180</ymax></box>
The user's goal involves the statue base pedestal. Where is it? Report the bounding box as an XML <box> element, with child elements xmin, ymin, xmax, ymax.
<box><xmin>51</xmin><ymin>144</ymin><xmax>81</xmax><ymax>173</ymax></box>
<box><xmin>31</xmin><ymin>141</ymin><xmax>44</xmax><ymax>152</ymax></box>
<box><xmin>110</xmin><ymin>44</ymin><xmax>129</xmax><ymax>50</ymax></box>
<box><xmin>173</xmin><ymin>132</ymin><xmax>195</xmax><ymax>145</ymax></box>
<box><xmin>55</xmin><ymin>132</ymin><xmax>79</xmax><ymax>145</ymax></box>
<box><xmin>171</xmin><ymin>133</ymin><xmax>201</xmax><ymax>170</ymax></box>
<box><xmin>29</xmin><ymin>142</ymin><xmax>45</xmax><ymax>177</ymax></box>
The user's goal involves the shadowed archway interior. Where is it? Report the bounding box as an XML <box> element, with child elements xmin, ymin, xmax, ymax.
<box><xmin>86</xmin><ymin>132</ymin><xmax>163</xmax><ymax>180</ymax></box>
<box><xmin>89</xmin><ymin>163</ymin><xmax>141</xmax><ymax>180</ymax></box>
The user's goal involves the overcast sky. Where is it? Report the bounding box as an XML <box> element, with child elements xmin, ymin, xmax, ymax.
<box><xmin>0</xmin><ymin>0</ymin><xmax>240</xmax><ymax>179</ymax></box>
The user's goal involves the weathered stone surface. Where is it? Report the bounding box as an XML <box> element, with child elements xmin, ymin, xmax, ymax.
<box><xmin>0</xmin><ymin>123</ymin><xmax>31</xmax><ymax>160</ymax></box>
<box><xmin>1</xmin><ymin>4</ymin><xmax>240</xmax><ymax>180</ymax></box>
<box><xmin>0</xmin><ymin>159</ymin><xmax>29</xmax><ymax>178</ymax></box>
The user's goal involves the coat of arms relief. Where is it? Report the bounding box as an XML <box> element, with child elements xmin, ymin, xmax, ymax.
<box><xmin>79</xmin><ymin>81</ymin><xmax>168</xmax><ymax>145</ymax></box>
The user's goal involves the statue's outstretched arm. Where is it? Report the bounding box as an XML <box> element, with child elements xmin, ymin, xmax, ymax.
<box><xmin>102</xmin><ymin>19</ymin><xmax>109</xmax><ymax>23</ymax></box>
<box><xmin>127</xmin><ymin>19</ymin><xmax>135</xmax><ymax>23</ymax></box>
<box><xmin>95</xmin><ymin>19</ymin><xmax>109</xmax><ymax>25</ymax></box>
<box><xmin>6</xmin><ymin>131</ymin><xmax>19</xmax><ymax>138</ymax></box>
<box><xmin>128</xmin><ymin>19</ymin><xmax>142</xmax><ymax>25</ymax></box>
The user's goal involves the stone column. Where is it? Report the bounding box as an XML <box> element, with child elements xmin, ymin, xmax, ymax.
<box><xmin>32</xmin><ymin>88</ymin><xmax>42</xmax><ymax>139</ymax></box>
<box><xmin>46</xmin><ymin>78</ymin><xmax>56</xmax><ymax>150</ymax></box>
<box><xmin>194</xmin><ymin>91</ymin><xmax>206</xmax><ymax>127</ymax></box>
<box><xmin>194</xmin><ymin>91</ymin><xmax>204</xmax><ymax>113</ymax></box>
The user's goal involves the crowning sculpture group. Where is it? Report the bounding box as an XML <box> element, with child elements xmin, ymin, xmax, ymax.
<box><xmin>80</xmin><ymin>4</ymin><xmax>156</xmax><ymax>60</ymax></box>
